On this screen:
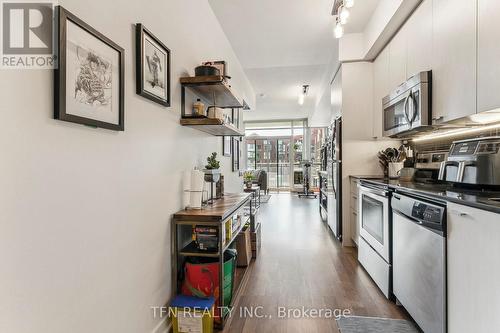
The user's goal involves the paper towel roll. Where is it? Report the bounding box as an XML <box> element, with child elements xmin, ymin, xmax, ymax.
<box><xmin>190</xmin><ymin>170</ymin><xmax>204</xmax><ymax>209</ymax></box>
<box><xmin>182</xmin><ymin>170</ymin><xmax>191</xmax><ymax>208</ymax></box>
<box><xmin>190</xmin><ymin>170</ymin><xmax>204</xmax><ymax>191</ymax></box>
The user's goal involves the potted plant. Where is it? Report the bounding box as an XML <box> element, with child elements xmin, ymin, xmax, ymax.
<box><xmin>203</xmin><ymin>152</ymin><xmax>221</xmax><ymax>183</ymax></box>
<box><xmin>243</xmin><ymin>171</ymin><xmax>254</xmax><ymax>189</ymax></box>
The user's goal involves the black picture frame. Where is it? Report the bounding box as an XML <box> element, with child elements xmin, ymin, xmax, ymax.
<box><xmin>231</xmin><ymin>108</ymin><xmax>239</xmax><ymax>128</ymax></box>
<box><xmin>232</xmin><ymin>138</ymin><xmax>240</xmax><ymax>172</ymax></box>
<box><xmin>54</xmin><ymin>6</ymin><xmax>125</xmax><ymax>131</ymax></box>
<box><xmin>222</xmin><ymin>136</ymin><xmax>231</xmax><ymax>157</ymax></box>
<box><xmin>135</xmin><ymin>24</ymin><xmax>171</xmax><ymax>107</ymax></box>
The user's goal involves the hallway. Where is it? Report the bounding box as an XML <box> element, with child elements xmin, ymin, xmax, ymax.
<box><xmin>225</xmin><ymin>193</ymin><xmax>407</xmax><ymax>333</ymax></box>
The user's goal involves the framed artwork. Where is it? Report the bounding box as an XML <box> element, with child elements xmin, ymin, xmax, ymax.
<box><xmin>54</xmin><ymin>6</ymin><xmax>124</xmax><ymax>131</ymax></box>
<box><xmin>232</xmin><ymin>138</ymin><xmax>240</xmax><ymax>172</ymax></box>
<box><xmin>231</xmin><ymin>108</ymin><xmax>239</xmax><ymax>128</ymax></box>
<box><xmin>135</xmin><ymin>24</ymin><xmax>171</xmax><ymax>107</ymax></box>
<box><xmin>222</xmin><ymin>136</ymin><xmax>231</xmax><ymax>157</ymax></box>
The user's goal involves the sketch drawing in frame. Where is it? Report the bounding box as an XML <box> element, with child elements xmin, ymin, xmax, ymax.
<box><xmin>136</xmin><ymin>24</ymin><xmax>171</xmax><ymax>107</ymax></box>
<box><xmin>54</xmin><ymin>6</ymin><xmax>124</xmax><ymax>131</ymax></box>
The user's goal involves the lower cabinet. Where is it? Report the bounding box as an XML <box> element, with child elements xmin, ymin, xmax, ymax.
<box><xmin>447</xmin><ymin>203</ymin><xmax>500</xmax><ymax>333</ymax></box>
<box><xmin>350</xmin><ymin>178</ymin><xmax>359</xmax><ymax>245</ymax></box>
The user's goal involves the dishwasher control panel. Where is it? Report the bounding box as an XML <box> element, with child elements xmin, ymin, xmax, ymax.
<box><xmin>411</xmin><ymin>203</ymin><xmax>444</xmax><ymax>225</ymax></box>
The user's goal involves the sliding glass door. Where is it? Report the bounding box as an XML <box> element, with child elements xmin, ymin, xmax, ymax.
<box><xmin>276</xmin><ymin>139</ymin><xmax>290</xmax><ymax>190</ymax></box>
<box><xmin>244</xmin><ymin>120</ymin><xmax>326</xmax><ymax>192</ymax></box>
<box><xmin>246</xmin><ymin>138</ymin><xmax>289</xmax><ymax>191</ymax></box>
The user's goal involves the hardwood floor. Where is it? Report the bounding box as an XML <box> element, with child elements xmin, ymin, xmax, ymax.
<box><xmin>223</xmin><ymin>193</ymin><xmax>407</xmax><ymax>333</ymax></box>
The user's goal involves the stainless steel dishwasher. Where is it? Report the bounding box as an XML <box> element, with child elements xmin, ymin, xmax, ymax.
<box><xmin>392</xmin><ymin>192</ymin><xmax>446</xmax><ymax>333</ymax></box>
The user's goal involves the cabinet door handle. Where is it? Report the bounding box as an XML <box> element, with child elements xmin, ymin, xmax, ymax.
<box><xmin>432</xmin><ymin>116</ymin><xmax>444</xmax><ymax>121</ymax></box>
<box><xmin>450</xmin><ymin>209</ymin><xmax>469</xmax><ymax>217</ymax></box>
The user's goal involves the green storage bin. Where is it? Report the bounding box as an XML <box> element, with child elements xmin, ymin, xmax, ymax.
<box><xmin>223</xmin><ymin>249</ymin><xmax>236</xmax><ymax>307</ymax></box>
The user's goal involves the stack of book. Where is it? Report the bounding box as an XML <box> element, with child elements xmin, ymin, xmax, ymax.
<box><xmin>193</xmin><ymin>226</ymin><xmax>218</xmax><ymax>252</ymax></box>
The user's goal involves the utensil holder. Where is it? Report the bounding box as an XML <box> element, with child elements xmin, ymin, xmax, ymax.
<box><xmin>388</xmin><ymin>162</ymin><xmax>404</xmax><ymax>179</ymax></box>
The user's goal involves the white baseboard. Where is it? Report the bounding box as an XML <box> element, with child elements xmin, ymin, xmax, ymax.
<box><xmin>151</xmin><ymin>316</ymin><xmax>171</xmax><ymax>333</ymax></box>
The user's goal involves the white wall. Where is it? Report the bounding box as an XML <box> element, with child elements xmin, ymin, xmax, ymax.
<box><xmin>340</xmin><ymin>62</ymin><xmax>398</xmax><ymax>246</ymax></box>
<box><xmin>0</xmin><ymin>1</ymin><xmax>254</xmax><ymax>333</ymax></box>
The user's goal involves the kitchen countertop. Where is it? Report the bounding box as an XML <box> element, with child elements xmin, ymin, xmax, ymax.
<box><xmin>349</xmin><ymin>175</ymin><xmax>386</xmax><ymax>180</ymax></box>
<box><xmin>358</xmin><ymin>177</ymin><xmax>500</xmax><ymax>214</ymax></box>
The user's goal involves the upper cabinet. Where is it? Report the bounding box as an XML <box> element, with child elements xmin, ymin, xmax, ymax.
<box><xmin>371</xmin><ymin>0</ymin><xmax>500</xmax><ymax>132</ymax></box>
<box><xmin>432</xmin><ymin>0</ymin><xmax>477</xmax><ymax>124</ymax></box>
<box><xmin>388</xmin><ymin>26</ymin><xmax>407</xmax><ymax>89</ymax></box>
<box><xmin>406</xmin><ymin>0</ymin><xmax>433</xmax><ymax>78</ymax></box>
<box><xmin>477</xmin><ymin>0</ymin><xmax>500</xmax><ymax>113</ymax></box>
<box><xmin>372</xmin><ymin>47</ymin><xmax>390</xmax><ymax>138</ymax></box>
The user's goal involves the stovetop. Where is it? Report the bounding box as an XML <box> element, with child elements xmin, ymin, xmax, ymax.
<box><xmin>359</xmin><ymin>178</ymin><xmax>500</xmax><ymax>214</ymax></box>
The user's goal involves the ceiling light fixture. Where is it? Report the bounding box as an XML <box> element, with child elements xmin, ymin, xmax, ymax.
<box><xmin>334</xmin><ymin>18</ymin><xmax>344</xmax><ymax>38</ymax></box>
<box><xmin>298</xmin><ymin>85</ymin><xmax>309</xmax><ymax>106</ymax></box>
<box><xmin>339</xmin><ymin>5</ymin><xmax>350</xmax><ymax>24</ymax></box>
<box><xmin>331</xmin><ymin>0</ymin><xmax>354</xmax><ymax>39</ymax></box>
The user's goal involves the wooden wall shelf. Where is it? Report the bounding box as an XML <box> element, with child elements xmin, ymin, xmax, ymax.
<box><xmin>180</xmin><ymin>118</ymin><xmax>244</xmax><ymax>136</ymax></box>
<box><xmin>180</xmin><ymin>75</ymin><xmax>243</xmax><ymax>109</ymax></box>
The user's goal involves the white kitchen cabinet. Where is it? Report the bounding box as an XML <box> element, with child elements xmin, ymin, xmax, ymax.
<box><xmin>372</xmin><ymin>47</ymin><xmax>390</xmax><ymax>138</ymax></box>
<box><xmin>388</xmin><ymin>26</ymin><xmax>407</xmax><ymax>90</ymax></box>
<box><xmin>342</xmin><ymin>62</ymin><xmax>374</xmax><ymax>141</ymax></box>
<box><xmin>406</xmin><ymin>0</ymin><xmax>433</xmax><ymax>79</ymax></box>
<box><xmin>477</xmin><ymin>0</ymin><xmax>500</xmax><ymax>113</ymax></box>
<box><xmin>432</xmin><ymin>0</ymin><xmax>476</xmax><ymax>124</ymax></box>
<box><xmin>447</xmin><ymin>203</ymin><xmax>500</xmax><ymax>333</ymax></box>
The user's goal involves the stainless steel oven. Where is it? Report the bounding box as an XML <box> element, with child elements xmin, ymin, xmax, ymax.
<box><xmin>383</xmin><ymin>71</ymin><xmax>431</xmax><ymax>138</ymax></box>
<box><xmin>358</xmin><ymin>182</ymin><xmax>391</xmax><ymax>298</ymax></box>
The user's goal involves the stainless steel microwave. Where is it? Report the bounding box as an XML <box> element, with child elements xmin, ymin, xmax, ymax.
<box><xmin>383</xmin><ymin>71</ymin><xmax>431</xmax><ymax>138</ymax></box>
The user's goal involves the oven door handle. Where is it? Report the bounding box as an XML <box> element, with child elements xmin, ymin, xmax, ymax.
<box><xmin>360</xmin><ymin>186</ymin><xmax>389</xmax><ymax>197</ymax></box>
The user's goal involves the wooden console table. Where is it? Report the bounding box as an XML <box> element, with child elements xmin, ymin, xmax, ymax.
<box><xmin>171</xmin><ymin>193</ymin><xmax>254</xmax><ymax>329</ymax></box>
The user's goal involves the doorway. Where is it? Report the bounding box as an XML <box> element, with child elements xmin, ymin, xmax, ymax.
<box><xmin>246</xmin><ymin>138</ymin><xmax>291</xmax><ymax>191</ymax></box>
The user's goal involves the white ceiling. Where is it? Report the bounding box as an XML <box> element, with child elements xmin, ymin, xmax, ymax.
<box><xmin>208</xmin><ymin>0</ymin><xmax>379</xmax><ymax>122</ymax></box>
<box><xmin>343</xmin><ymin>0</ymin><xmax>381</xmax><ymax>33</ymax></box>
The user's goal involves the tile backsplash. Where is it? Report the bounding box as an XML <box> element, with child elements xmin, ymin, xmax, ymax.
<box><xmin>411</xmin><ymin>128</ymin><xmax>500</xmax><ymax>153</ymax></box>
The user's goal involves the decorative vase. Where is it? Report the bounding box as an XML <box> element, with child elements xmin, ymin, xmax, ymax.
<box><xmin>246</xmin><ymin>181</ymin><xmax>252</xmax><ymax>189</ymax></box>
<box><xmin>203</xmin><ymin>169</ymin><xmax>221</xmax><ymax>183</ymax></box>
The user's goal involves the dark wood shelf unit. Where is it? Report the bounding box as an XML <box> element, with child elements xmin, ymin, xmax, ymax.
<box><xmin>179</xmin><ymin>75</ymin><xmax>244</xmax><ymax>136</ymax></box>
<box><xmin>172</xmin><ymin>193</ymin><xmax>256</xmax><ymax>329</ymax></box>
<box><xmin>179</xmin><ymin>118</ymin><xmax>244</xmax><ymax>136</ymax></box>
<box><xmin>180</xmin><ymin>75</ymin><xmax>243</xmax><ymax>109</ymax></box>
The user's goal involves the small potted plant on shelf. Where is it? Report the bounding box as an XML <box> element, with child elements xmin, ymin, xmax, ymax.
<box><xmin>203</xmin><ymin>152</ymin><xmax>221</xmax><ymax>183</ymax></box>
<box><xmin>243</xmin><ymin>171</ymin><xmax>254</xmax><ymax>189</ymax></box>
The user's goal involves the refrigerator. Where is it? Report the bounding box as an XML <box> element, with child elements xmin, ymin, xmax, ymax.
<box><xmin>327</xmin><ymin>117</ymin><xmax>342</xmax><ymax>241</ymax></box>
